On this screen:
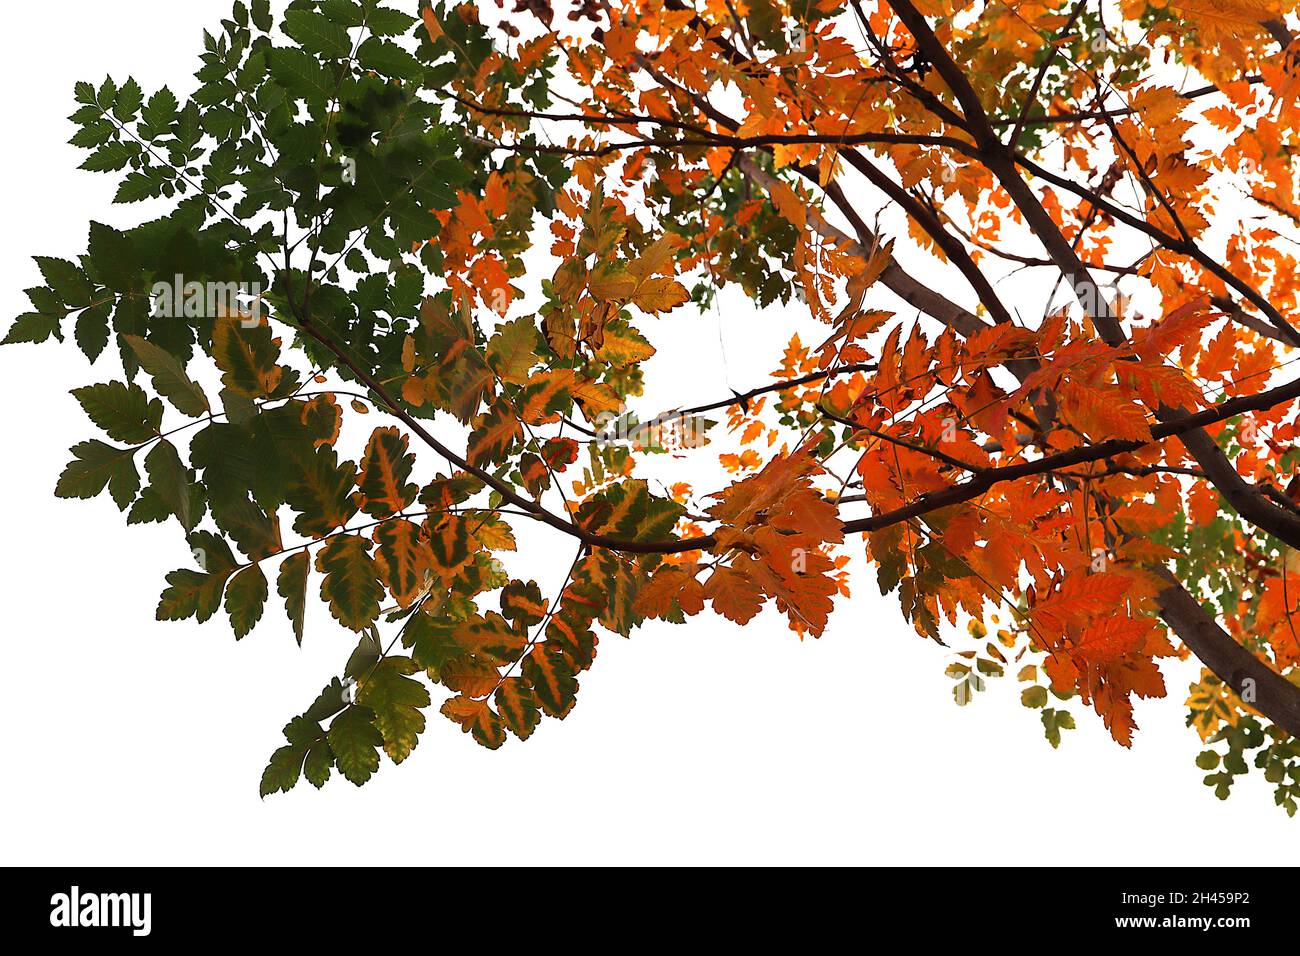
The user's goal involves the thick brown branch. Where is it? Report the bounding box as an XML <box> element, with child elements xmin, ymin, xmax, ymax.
<box><xmin>1014</xmin><ymin>155</ymin><xmax>1300</xmax><ymax>347</ymax></box>
<box><xmin>735</xmin><ymin>154</ymin><xmax>992</xmax><ymax>339</ymax></box>
<box><xmin>839</xmin><ymin>373</ymin><xmax>1300</xmax><ymax>536</ymax></box>
<box><xmin>1155</xmin><ymin>571</ymin><xmax>1300</xmax><ymax>737</ymax></box>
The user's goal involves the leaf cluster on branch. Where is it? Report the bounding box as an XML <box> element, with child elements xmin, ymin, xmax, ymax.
<box><xmin>9</xmin><ymin>0</ymin><xmax>1300</xmax><ymax>812</ymax></box>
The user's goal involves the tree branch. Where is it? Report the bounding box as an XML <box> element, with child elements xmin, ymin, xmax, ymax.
<box><xmin>1155</xmin><ymin>571</ymin><xmax>1300</xmax><ymax>737</ymax></box>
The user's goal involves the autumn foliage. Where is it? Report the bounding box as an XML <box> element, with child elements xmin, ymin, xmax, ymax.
<box><xmin>10</xmin><ymin>0</ymin><xmax>1300</xmax><ymax>811</ymax></box>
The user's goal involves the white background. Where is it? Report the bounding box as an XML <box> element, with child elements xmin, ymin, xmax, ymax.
<box><xmin>0</xmin><ymin>1</ymin><xmax>1295</xmax><ymax>866</ymax></box>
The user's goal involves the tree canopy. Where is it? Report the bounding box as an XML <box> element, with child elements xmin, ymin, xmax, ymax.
<box><xmin>9</xmin><ymin>0</ymin><xmax>1300</xmax><ymax>811</ymax></box>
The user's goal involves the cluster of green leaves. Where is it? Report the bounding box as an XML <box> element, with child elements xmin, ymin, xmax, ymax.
<box><xmin>430</xmin><ymin>1</ymin><xmax>568</xmax><ymax>204</ymax></box>
<box><xmin>1196</xmin><ymin>710</ymin><xmax>1300</xmax><ymax>816</ymax></box>
<box><xmin>869</xmin><ymin>521</ymin><xmax>980</xmax><ymax>642</ymax></box>
<box><xmin>669</xmin><ymin>157</ymin><xmax>802</xmax><ymax>311</ymax></box>
<box><xmin>1151</xmin><ymin>417</ymin><xmax>1300</xmax><ymax>808</ymax></box>
<box><xmin>8</xmin><ymin>0</ymin><xmax>702</xmax><ymax>794</ymax></box>
<box><xmin>260</xmin><ymin>472</ymin><xmax>683</xmax><ymax>793</ymax></box>
<box><xmin>262</xmin><ymin>633</ymin><xmax>430</xmax><ymax>792</ymax></box>
<box><xmin>1151</xmin><ymin>415</ymin><xmax>1297</xmax><ymax>618</ymax></box>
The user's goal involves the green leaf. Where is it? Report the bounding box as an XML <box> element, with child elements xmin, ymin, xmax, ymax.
<box><xmin>251</xmin><ymin>0</ymin><xmax>273</xmax><ymax>32</ymax></box>
<box><xmin>87</xmin><ymin>222</ymin><xmax>141</xmax><ymax>292</ymax></box>
<box><xmin>303</xmin><ymin>740</ymin><xmax>333</xmax><ymax>788</ymax></box>
<box><xmin>344</xmin><ymin>629</ymin><xmax>382</xmax><ymax>680</ymax></box>
<box><xmin>97</xmin><ymin>76</ymin><xmax>118</xmax><ymax>109</ymax></box>
<box><xmin>320</xmin><ymin>0</ymin><xmax>364</xmax><ymax>27</ymax></box>
<box><xmin>260</xmin><ymin>743</ymin><xmax>308</xmax><ymax>796</ymax></box>
<box><xmin>55</xmin><ymin>439</ymin><xmax>139</xmax><ymax>509</ymax></box>
<box><xmin>260</xmin><ymin>715</ymin><xmax>326</xmax><ymax>797</ymax></box>
<box><xmin>1021</xmin><ymin>685</ymin><xmax>1048</xmax><ymax>709</ymax></box>
<box><xmin>79</xmin><ymin>142</ymin><xmax>135</xmax><ymax>173</ymax></box>
<box><xmin>144</xmin><ymin>439</ymin><xmax>194</xmax><ymax>530</ymax></box>
<box><xmin>356</xmin><ymin>656</ymin><xmax>430</xmax><ymax>763</ymax></box>
<box><xmin>69</xmin><ymin>121</ymin><xmax>114</xmax><ymax>149</ymax></box>
<box><xmin>26</xmin><ymin>286</ymin><xmax>64</xmax><ymax>315</ymax></box>
<box><xmin>214</xmin><ymin>492</ymin><xmax>284</xmax><ymax>561</ymax></box>
<box><xmin>403</xmin><ymin>610</ymin><xmax>462</xmax><ymax>673</ymax></box>
<box><xmin>225</xmin><ymin>563</ymin><xmax>268</xmax><ymax>639</ymax></box>
<box><xmin>35</xmin><ymin>256</ymin><xmax>93</xmax><ymax>307</ymax></box>
<box><xmin>356</xmin><ymin>36</ymin><xmax>424</xmax><ymax>81</ymax></box>
<box><xmin>191</xmin><ymin>404</ymin><xmax>319</xmax><ymax>515</ymax></box>
<box><xmin>267</xmin><ymin>47</ymin><xmax>332</xmax><ymax>103</ymax></box>
<box><xmin>114</xmin><ymin>169</ymin><xmax>166</xmax><ymax>204</ymax></box>
<box><xmin>71</xmin><ymin>381</ymin><xmax>162</xmax><ymax>443</ymax></box>
<box><xmin>173</xmin><ymin>101</ymin><xmax>201</xmax><ymax>149</ymax></box>
<box><xmin>218</xmin><ymin>387</ymin><xmax>257</xmax><ymax>425</ymax></box>
<box><xmin>327</xmin><ymin>705</ymin><xmax>382</xmax><ymax>785</ymax></box>
<box><xmin>260</xmin><ymin>742</ymin><xmax>308</xmax><ymax>796</ymax></box>
<box><xmin>386</xmin><ymin>200</ymin><xmax>441</xmax><ymax>247</ymax></box>
<box><xmin>277</xmin><ymin>551</ymin><xmax>309</xmax><ymax>644</ymax></box>
<box><xmin>486</xmin><ymin>317</ymin><xmax>540</xmax><ymax>385</ymax></box>
<box><xmin>158</xmin><ymin>569</ymin><xmax>222</xmax><ymax>622</ymax></box>
<box><xmin>112</xmin><ymin>77</ymin><xmax>143</xmax><ymax>121</ymax></box>
<box><xmin>74</xmin><ymin>301</ymin><xmax>113</xmax><ymax>361</ymax></box>
<box><xmin>3</xmin><ymin>313</ymin><xmax>61</xmax><ymax>345</ymax></box>
<box><xmin>1041</xmin><ymin>707</ymin><xmax>1077</xmax><ymax>749</ymax></box>
<box><xmin>140</xmin><ymin>87</ymin><xmax>179</xmax><ymax>136</ymax></box>
<box><xmin>316</xmin><ymin>534</ymin><xmax>383</xmax><ymax>631</ymax></box>
<box><xmin>304</xmin><ymin>678</ymin><xmax>351</xmax><ymax>724</ymax></box>
<box><xmin>156</xmin><ymin>531</ymin><xmax>238</xmax><ymax>623</ymax></box>
<box><xmin>282</xmin><ymin>10</ymin><xmax>352</xmax><ymax>59</ymax></box>
<box><xmin>123</xmin><ymin>335</ymin><xmax>210</xmax><ymax>416</ymax></box>
<box><xmin>127</xmin><ymin>486</ymin><xmax>172</xmax><ymax>525</ymax></box>
<box><xmin>365</xmin><ymin>7</ymin><xmax>417</xmax><ymax>36</ymax></box>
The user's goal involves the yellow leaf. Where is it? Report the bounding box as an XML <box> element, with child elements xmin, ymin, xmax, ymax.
<box><xmin>588</xmin><ymin>263</ymin><xmax>636</xmax><ymax>302</ymax></box>
<box><xmin>632</xmin><ymin>276</ymin><xmax>689</xmax><ymax>314</ymax></box>
<box><xmin>628</xmin><ymin>234</ymin><xmax>679</xmax><ymax>279</ymax></box>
